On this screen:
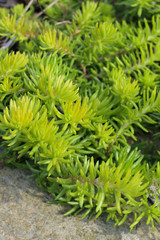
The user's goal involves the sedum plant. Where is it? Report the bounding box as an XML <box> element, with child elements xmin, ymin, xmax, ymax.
<box><xmin>0</xmin><ymin>0</ymin><xmax>160</xmax><ymax>231</ymax></box>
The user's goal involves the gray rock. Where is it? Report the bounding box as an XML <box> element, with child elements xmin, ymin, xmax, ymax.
<box><xmin>0</xmin><ymin>167</ymin><xmax>160</xmax><ymax>240</ymax></box>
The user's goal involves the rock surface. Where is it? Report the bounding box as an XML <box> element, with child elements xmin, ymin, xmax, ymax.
<box><xmin>0</xmin><ymin>166</ymin><xmax>160</xmax><ymax>240</ymax></box>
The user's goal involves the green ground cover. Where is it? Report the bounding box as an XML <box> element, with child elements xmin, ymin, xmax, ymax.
<box><xmin>0</xmin><ymin>0</ymin><xmax>160</xmax><ymax>231</ymax></box>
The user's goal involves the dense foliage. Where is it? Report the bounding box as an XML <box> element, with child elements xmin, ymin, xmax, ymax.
<box><xmin>0</xmin><ymin>0</ymin><xmax>160</xmax><ymax>231</ymax></box>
